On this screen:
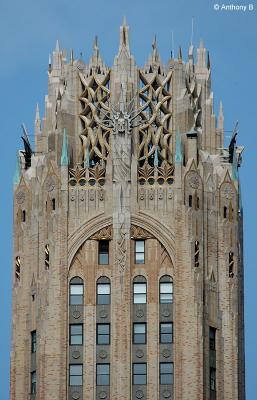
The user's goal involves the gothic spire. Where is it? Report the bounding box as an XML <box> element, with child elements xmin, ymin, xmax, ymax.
<box><xmin>197</xmin><ymin>40</ymin><xmax>206</xmax><ymax>68</ymax></box>
<box><xmin>178</xmin><ymin>46</ymin><xmax>183</xmax><ymax>64</ymax></box>
<box><xmin>118</xmin><ymin>16</ymin><xmax>130</xmax><ymax>55</ymax></box>
<box><xmin>34</xmin><ymin>103</ymin><xmax>41</xmax><ymax>136</ymax></box>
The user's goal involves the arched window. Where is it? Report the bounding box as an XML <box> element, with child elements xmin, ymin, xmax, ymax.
<box><xmin>133</xmin><ymin>276</ymin><xmax>147</xmax><ymax>304</ymax></box>
<box><xmin>189</xmin><ymin>195</ymin><xmax>192</xmax><ymax>207</ymax></box>
<box><xmin>223</xmin><ymin>206</ymin><xmax>227</xmax><ymax>219</ymax></box>
<box><xmin>159</xmin><ymin>275</ymin><xmax>173</xmax><ymax>304</ymax></box>
<box><xmin>52</xmin><ymin>198</ymin><xmax>56</xmax><ymax>211</ymax></box>
<box><xmin>69</xmin><ymin>277</ymin><xmax>84</xmax><ymax>305</ymax></box>
<box><xmin>97</xmin><ymin>277</ymin><xmax>111</xmax><ymax>305</ymax></box>
<box><xmin>22</xmin><ymin>210</ymin><xmax>26</xmax><ymax>222</ymax></box>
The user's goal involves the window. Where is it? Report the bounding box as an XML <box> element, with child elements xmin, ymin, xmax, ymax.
<box><xmin>189</xmin><ymin>195</ymin><xmax>192</xmax><ymax>207</ymax></box>
<box><xmin>194</xmin><ymin>241</ymin><xmax>199</xmax><ymax>268</ymax></box>
<box><xmin>160</xmin><ymin>323</ymin><xmax>173</xmax><ymax>344</ymax></box>
<box><xmin>133</xmin><ymin>282</ymin><xmax>147</xmax><ymax>304</ymax></box>
<box><xmin>69</xmin><ymin>364</ymin><xmax>83</xmax><ymax>386</ymax></box>
<box><xmin>97</xmin><ymin>324</ymin><xmax>110</xmax><ymax>345</ymax></box>
<box><xmin>96</xmin><ymin>364</ymin><xmax>110</xmax><ymax>385</ymax></box>
<box><xmin>70</xmin><ymin>324</ymin><xmax>83</xmax><ymax>345</ymax></box>
<box><xmin>99</xmin><ymin>241</ymin><xmax>109</xmax><ymax>264</ymax></box>
<box><xmin>15</xmin><ymin>256</ymin><xmax>21</xmax><ymax>281</ymax></box>
<box><xmin>133</xmin><ymin>363</ymin><xmax>147</xmax><ymax>385</ymax></box>
<box><xmin>223</xmin><ymin>206</ymin><xmax>227</xmax><ymax>218</ymax></box>
<box><xmin>22</xmin><ymin>210</ymin><xmax>26</xmax><ymax>222</ymax></box>
<box><xmin>70</xmin><ymin>277</ymin><xmax>84</xmax><ymax>305</ymax></box>
<box><xmin>209</xmin><ymin>327</ymin><xmax>216</xmax><ymax>350</ymax></box>
<box><xmin>31</xmin><ymin>331</ymin><xmax>36</xmax><ymax>353</ymax></box>
<box><xmin>229</xmin><ymin>252</ymin><xmax>234</xmax><ymax>277</ymax></box>
<box><xmin>133</xmin><ymin>323</ymin><xmax>146</xmax><ymax>344</ymax></box>
<box><xmin>31</xmin><ymin>371</ymin><xmax>36</xmax><ymax>394</ymax></box>
<box><xmin>159</xmin><ymin>279</ymin><xmax>173</xmax><ymax>304</ymax></box>
<box><xmin>210</xmin><ymin>367</ymin><xmax>216</xmax><ymax>391</ymax></box>
<box><xmin>135</xmin><ymin>240</ymin><xmax>145</xmax><ymax>264</ymax></box>
<box><xmin>45</xmin><ymin>244</ymin><xmax>49</xmax><ymax>269</ymax></box>
<box><xmin>97</xmin><ymin>282</ymin><xmax>110</xmax><ymax>305</ymax></box>
<box><xmin>52</xmin><ymin>198</ymin><xmax>56</xmax><ymax>210</ymax></box>
<box><xmin>196</xmin><ymin>197</ymin><xmax>200</xmax><ymax>209</ymax></box>
<box><xmin>160</xmin><ymin>362</ymin><xmax>173</xmax><ymax>385</ymax></box>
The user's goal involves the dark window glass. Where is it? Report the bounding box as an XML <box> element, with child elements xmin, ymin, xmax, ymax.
<box><xmin>160</xmin><ymin>362</ymin><xmax>173</xmax><ymax>385</ymax></box>
<box><xmin>97</xmin><ymin>324</ymin><xmax>110</xmax><ymax>345</ymax></box>
<box><xmin>99</xmin><ymin>241</ymin><xmax>109</xmax><ymax>265</ymax></box>
<box><xmin>135</xmin><ymin>240</ymin><xmax>145</xmax><ymax>264</ymax></box>
<box><xmin>223</xmin><ymin>206</ymin><xmax>227</xmax><ymax>218</ymax></box>
<box><xmin>69</xmin><ymin>364</ymin><xmax>83</xmax><ymax>386</ymax></box>
<box><xmin>210</xmin><ymin>367</ymin><xmax>216</xmax><ymax>391</ymax></box>
<box><xmin>133</xmin><ymin>323</ymin><xmax>146</xmax><ymax>344</ymax></box>
<box><xmin>133</xmin><ymin>363</ymin><xmax>147</xmax><ymax>385</ymax></box>
<box><xmin>31</xmin><ymin>331</ymin><xmax>36</xmax><ymax>353</ymax></box>
<box><xmin>52</xmin><ymin>198</ymin><xmax>56</xmax><ymax>210</ymax></box>
<box><xmin>209</xmin><ymin>327</ymin><xmax>216</xmax><ymax>350</ymax></box>
<box><xmin>22</xmin><ymin>210</ymin><xmax>26</xmax><ymax>222</ymax></box>
<box><xmin>96</xmin><ymin>364</ymin><xmax>110</xmax><ymax>385</ymax></box>
<box><xmin>45</xmin><ymin>244</ymin><xmax>49</xmax><ymax>269</ymax></box>
<box><xmin>160</xmin><ymin>282</ymin><xmax>173</xmax><ymax>304</ymax></box>
<box><xmin>133</xmin><ymin>283</ymin><xmax>147</xmax><ymax>304</ymax></box>
<box><xmin>70</xmin><ymin>324</ymin><xmax>83</xmax><ymax>345</ymax></box>
<box><xmin>229</xmin><ymin>252</ymin><xmax>234</xmax><ymax>277</ymax></box>
<box><xmin>189</xmin><ymin>195</ymin><xmax>192</xmax><ymax>207</ymax></box>
<box><xmin>97</xmin><ymin>283</ymin><xmax>110</xmax><ymax>305</ymax></box>
<box><xmin>70</xmin><ymin>281</ymin><xmax>84</xmax><ymax>305</ymax></box>
<box><xmin>160</xmin><ymin>323</ymin><xmax>173</xmax><ymax>344</ymax></box>
<box><xmin>31</xmin><ymin>371</ymin><xmax>36</xmax><ymax>394</ymax></box>
<box><xmin>194</xmin><ymin>241</ymin><xmax>199</xmax><ymax>268</ymax></box>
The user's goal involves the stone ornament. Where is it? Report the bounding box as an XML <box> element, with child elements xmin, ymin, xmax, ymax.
<box><xmin>72</xmin><ymin>310</ymin><xmax>81</xmax><ymax>319</ymax></box>
<box><xmin>162</xmin><ymin>390</ymin><xmax>171</xmax><ymax>398</ymax></box>
<box><xmin>98</xmin><ymin>350</ymin><xmax>107</xmax><ymax>360</ymax></box>
<box><xmin>131</xmin><ymin>225</ymin><xmax>153</xmax><ymax>239</ymax></box>
<box><xmin>136</xmin><ymin>309</ymin><xmax>144</xmax><ymax>318</ymax></box>
<box><xmin>188</xmin><ymin>173</ymin><xmax>200</xmax><ymax>189</ymax></box>
<box><xmin>46</xmin><ymin>176</ymin><xmax>55</xmax><ymax>192</ymax></box>
<box><xmin>162</xmin><ymin>309</ymin><xmax>171</xmax><ymax>318</ymax></box>
<box><xmin>135</xmin><ymin>349</ymin><xmax>144</xmax><ymax>358</ymax></box>
<box><xmin>16</xmin><ymin>191</ymin><xmax>25</xmax><ymax>205</ymax></box>
<box><xmin>90</xmin><ymin>225</ymin><xmax>113</xmax><ymax>240</ymax></box>
<box><xmin>135</xmin><ymin>390</ymin><xmax>144</xmax><ymax>399</ymax></box>
<box><xmin>72</xmin><ymin>350</ymin><xmax>80</xmax><ymax>359</ymax></box>
<box><xmin>99</xmin><ymin>391</ymin><xmax>107</xmax><ymax>399</ymax></box>
<box><xmin>162</xmin><ymin>349</ymin><xmax>171</xmax><ymax>358</ymax></box>
<box><xmin>71</xmin><ymin>392</ymin><xmax>80</xmax><ymax>400</ymax></box>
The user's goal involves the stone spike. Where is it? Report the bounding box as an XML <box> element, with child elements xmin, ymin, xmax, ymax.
<box><xmin>175</xmin><ymin>129</ymin><xmax>182</xmax><ymax>163</ymax></box>
<box><xmin>207</xmin><ymin>51</ymin><xmax>211</xmax><ymax>69</ymax></box>
<box><xmin>35</xmin><ymin>103</ymin><xmax>41</xmax><ymax>135</ymax></box>
<box><xmin>70</xmin><ymin>48</ymin><xmax>74</xmax><ymax>65</ymax></box>
<box><xmin>152</xmin><ymin>35</ymin><xmax>157</xmax><ymax>51</ymax></box>
<box><xmin>35</xmin><ymin>103</ymin><xmax>40</xmax><ymax>122</ymax></box>
<box><xmin>61</xmin><ymin>128</ymin><xmax>69</xmax><ymax>166</ymax></box>
<box><xmin>178</xmin><ymin>46</ymin><xmax>183</xmax><ymax>63</ymax></box>
<box><xmin>55</xmin><ymin>39</ymin><xmax>60</xmax><ymax>52</ymax></box>
<box><xmin>219</xmin><ymin>101</ymin><xmax>224</xmax><ymax>118</ymax></box>
<box><xmin>13</xmin><ymin>152</ymin><xmax>21</xmax><ymax>185</ymax></box>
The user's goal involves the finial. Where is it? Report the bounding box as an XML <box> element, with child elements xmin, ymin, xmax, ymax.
<box><xmin>178</xmin><ymin>47</ymin><xmax>183</xmax><ymax>63</ymax></box>
<box><xmin>219</xmin><ymin>101</ymin><xmax>224</xmax><ymax>118</ymax></box>
<box><xmin>93</xmin><ymin>35</ymin><xmax>99</xmax><ymax>58</ymax></box>
<box><xmin>61</xmin><ymin>128</ymin><xmax>69</xmax><ymax>166</ymax></box>
<box><xmin>48</xmin><ymin>54</ymin><xmax>52</xmax><ymax>72</ymax></box>
<box><xmin>35</xmin><ymin>103</ymin><xmax>41</xmax><ymax>135</ymax></box>
<box><xmin>70</xmin><ymin>48</ymin><xmax>74</xmax><ymax>65</ymax></box>
<box><xmin>199</xmin><ymin>39</ymin><xmax>204</xmax><ymax>48</ymax></box>
<box><xmin>118</xmin><ymin>17</ymin><xmax>130</xmax><ymax>54</ymax></box>
<box><xmin>13</xmin><ymin>152</ymin><xmax>21</xmax><ymax>185</ymax></box>
<box><xmin>152</xmin><ymin>35</ymin><xmax>157</xmax><ymax>51</ymax></box>
<box><xmin>207</xmin><ymin>51</ymin><xmax>211</xmax><ymax>69</ymax></box>
<box><xmin>175</xmin><ymin>129</ymin><xmax>182</xmax><ymax>163</ymax></box>
<box><xmin>35</xmin><ymin>103</ymin><xmax>40</xmax><ymax>121</ymax></box>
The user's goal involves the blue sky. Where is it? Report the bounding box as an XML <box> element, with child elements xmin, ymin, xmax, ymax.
<box><xmin>0</xmin><ymin>0</ymin><xmax>256</xmax><ymax>398</ymax></box>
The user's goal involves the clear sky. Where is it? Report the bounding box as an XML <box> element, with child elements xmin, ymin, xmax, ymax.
<box><xmin>0</xmin><ymin>0</ymin><xmax>256</xmax><ymax>398</ymax></box>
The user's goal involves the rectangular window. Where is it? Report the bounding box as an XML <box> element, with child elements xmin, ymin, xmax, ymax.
<box><xmin>70</xmin><ymin>283</ymin><xmax>84</xmax><ymax>305</ymax></box>
<box><xmin>96</xmin><ymin>364</ymin><xmax>110</xmax><ymax>385</ymax></box>
<box><xmin>99</xmin><ymin>241</ymin><xmax>109</xmax><ymax>265</ymax></box>
<box><xmin>97</xmin><ymin>283</ymin><xmax>111</xmax><ymax>305</ymax></box>
<box><xmin>210</xmin><ymin>367</ymin><xmax>216</xmax><ymax>391</ymax></box>
<box><xmin>160</xmin><ymin>362</ymin><xmax>173</xmax><ymax>385</ymax></box>
<box><xmin>31</xmin><ymin>371</ymin><xmax>36</xmax><ymax>394</ymax></box>
<box><xmin>133</xmin><ymin>283</ymin><xmax>147</xmax><ymax>304</ymax></box>
<box><xmin>69</xmin><ymin>364</ymin><xmax>83</xmax><ymax>386</ymax></box>
<box><xmin>97</xmin><ymin>324</ymin><xmax>110</xmax><ymax>345</ymax></box>
<box><xmin>160</xmin><ymin>282</ymin><xmax>173</xmax><ymax>304</ymax></box>
<box><xmin>133</xmin><ymin>323</ymin><xmax>146</xmax><ymax>344</ymax></box>
<box><xmin>70</xmin><ymin>324</ymin><xmax>83</xmax><ymax>345</ymax></box>
<box><xmin>133</xmin><ymin>363</ymin><xmax>147</xmax><ymax>385</ymax></box>
<box><xmin>209</xmin><ymin>327</ymin><xmax>216</xmax><ymax>351</ymax></box>
<box><xmin>31</xmin><ymin>330</ymin><xmax>36</xmax><ymax>353</ymax></box>
<box><xmin>160</xmin><ymin>323</ymin><xmax>173</xmax><ymax>344</ymax></box>
<box><xmin>135</xmin><ymin>240</ymin><xmax>145</xmax><ymax>264</ymax></box>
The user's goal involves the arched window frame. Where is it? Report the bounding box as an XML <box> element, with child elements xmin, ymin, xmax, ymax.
<box><xmin>159</xmin><ymin>275</ymin><xmax>173</xmax><ymax>304</ymax></box>
<box><xmin>69</xmin><ymin>277</ymin><xmax>84</xmax><ymax>305</ymax></box>
<box><xmin>96</xmin><ymin>276</ymin><xmax>111</xmax><ymax>305</ymax></box>
<box><xmin>133</xmin><ymin>275</ymin><xmax>147</xmax><ymax>304</ymax></box>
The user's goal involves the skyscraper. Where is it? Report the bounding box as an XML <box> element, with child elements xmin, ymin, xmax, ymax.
<box><xmin>11</xmin><ymin>19</ymin><xmax>245</xmax><ymax>400</ymax></box>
